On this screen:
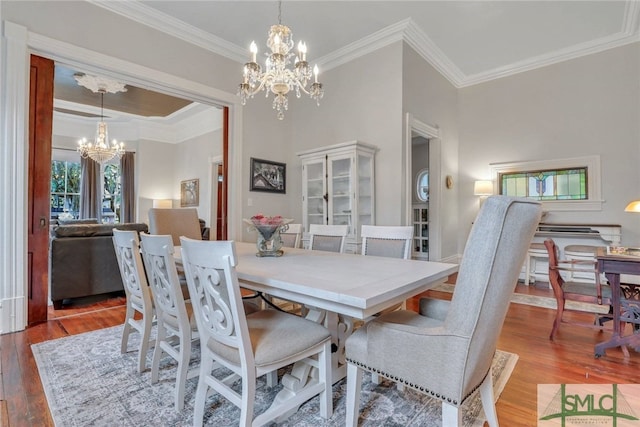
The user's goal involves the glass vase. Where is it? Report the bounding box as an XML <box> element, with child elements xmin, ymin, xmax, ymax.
<box><xmin>255</xmin><ymin>225</ymin><xmax>285</xmax><ymax>257</ymax></box>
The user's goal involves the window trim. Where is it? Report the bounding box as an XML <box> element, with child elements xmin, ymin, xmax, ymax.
<box><xmin>490</xmin><ymin>155</ymin><xmax>602</xmax><ymax>211</ymax></box>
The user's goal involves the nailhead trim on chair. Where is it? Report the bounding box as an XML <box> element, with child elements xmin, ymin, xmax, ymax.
<box><xmin>346</xmin><ymin>357</ymin><xmax>491</xmax><ymax>407</ymax></box>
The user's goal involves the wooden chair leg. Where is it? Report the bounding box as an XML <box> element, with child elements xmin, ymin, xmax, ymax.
<box><xmin>266</xmin><ymin>370</ymin><xmax>277</xmax><ymax>388</ymax></box>
<box><xmin>137</xmin><ymin>316</ymin><xmax>153</xmax><ymax>373</ymax></box>
<box><xmin>319</xmin><ymin>341</ymin><xmax>332</xmax><ymax>419</ymax></box>
<box><xmin>120</xmin><ymin>307</ymin><xmax>134</xmax><ymax>354</ymax></box>
<box><xmin>550</xmin><ymin>298</ymin><xmax>565</xmax><ymax>340</ymax></box>
<box><xmin>150</xmin><ymin>327</ymin><xmax>165</xmax><ymax>383</ymax></box>
<box><xmin>193</xmin><ymin>357</ymin><xmax>214</xmax><ymax>427</ymax></box>
<box><xmin>442</xmin><ymin>402</ymin><xmax>462</xmax><ymax>426</ymax></box>
<box><xmin>346</xmin><ymin>363</ymin><xmax>363</xmax><ymax>427</ymax></box>
<box><xmin>479</xmin><ymin>368</ymin><xmax>498</xmax><ymax>427</ymax></box>
<box><xmin>174</xmin><ymin>338</ymin><xmax>191</xmax><ymax>411</ymax></box>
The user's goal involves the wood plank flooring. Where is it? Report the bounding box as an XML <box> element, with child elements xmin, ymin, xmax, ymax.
<box><xmin>2</xmin><ymin>282</ymin><xmax>640</xmax><ymax>427</ymax></box>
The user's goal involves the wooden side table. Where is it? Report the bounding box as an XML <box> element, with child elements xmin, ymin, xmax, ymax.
<box><xmin>595</xmin><ymin>248</ymin><xmax>640</xmax><ymax>357</ymax></box>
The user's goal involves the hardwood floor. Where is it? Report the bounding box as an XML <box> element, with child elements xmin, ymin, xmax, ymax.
<box><xmin>2</xmin><ymin>283</ymin><xmax>640</xmax><ymax>427</ymax></box>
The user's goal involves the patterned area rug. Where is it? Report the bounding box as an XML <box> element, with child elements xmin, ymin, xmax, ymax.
<box><xmin>433</xmin><ymin>283</ymin><xmax>610</xmax><ymax>314</ymax></box>
<box><xmin>32</xmin><ymin>325</ymin><xmax>518</xmax><ymax>427</ymax></box>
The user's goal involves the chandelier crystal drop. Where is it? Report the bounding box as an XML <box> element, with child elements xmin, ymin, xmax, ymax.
<box><xmin>77</xmin><ymin>90</ymin><xmax>125</xmax><ymax>164</ymax></box>
<box><xmin>238</xmin><ymin>1</ymin><xmax>323</xmax><ymax>120</ymax></box>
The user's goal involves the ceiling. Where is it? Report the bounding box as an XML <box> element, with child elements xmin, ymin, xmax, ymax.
<box><xmin>101</xmin><ymin>0</ymin><xmax>640</xmax><ymax>87</ymax></box>
<box><xmin>56</xmin><ymin>1</ymin><xmax>639</xmax><ymax>120</ymax></box>
<box><xmin>54</xmin><ymin>64</ymin><xmax>192</xmax><ymax>118</ymax></box>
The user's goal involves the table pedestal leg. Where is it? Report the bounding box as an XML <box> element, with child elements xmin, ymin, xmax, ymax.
<box><xmin>272</xmin><ymin>307</ymin><xmax>354</xmax><ymax>422</ymax></box>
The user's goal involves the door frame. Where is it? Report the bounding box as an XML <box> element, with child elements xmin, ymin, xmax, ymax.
<box><xmin>403</xmin><ymin>113</ymin><xmax>442</xmax><ymax>261</ymax></box>
<box><xmin>1</xmin><ymin>22</ymin><xmax>244</xmax><ymax>333</ymax></box>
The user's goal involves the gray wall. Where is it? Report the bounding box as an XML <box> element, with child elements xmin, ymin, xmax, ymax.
<box><xmin>289</xmin><ymin>42</ymin><xmax>405</xmax><ymax>227</ymax></box>
<box><xmin>458</xmin><ymin>42</ymin><xmax>640</xmax><ymax>246</ymax></box>
<box><xmin>402</xmin><ymin>43</ymin><xmax>460</xmax><ymax>259</ymax></box>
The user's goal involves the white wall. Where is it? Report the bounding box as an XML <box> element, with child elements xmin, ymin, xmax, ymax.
<box><xmin>458</xmin><ymin>42</ymin><xmax>640</xmax><ymax>246</ymax></box>
<box><xmin>136</xmin><ymin>139</ymin><xmax>178</xmax><ymax>223</ymax></box>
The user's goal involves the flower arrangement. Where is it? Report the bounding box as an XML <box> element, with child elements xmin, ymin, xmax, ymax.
<box><xmin>243</xmin><ymin>214</ymin><xmax>292</xmax><ymax>257</ymax></box>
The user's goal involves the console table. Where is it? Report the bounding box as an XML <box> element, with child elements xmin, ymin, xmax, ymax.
<box><xmin>595</xmin><ymin>248</ymin><xmax>640</xmax><ymax>357</ymax></box>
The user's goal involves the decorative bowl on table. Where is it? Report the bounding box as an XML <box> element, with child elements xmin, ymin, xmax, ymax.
<box><xmin>243</xmin><ymin>214</ymin><xmax>292</xmax><ymax>257</ymax></box>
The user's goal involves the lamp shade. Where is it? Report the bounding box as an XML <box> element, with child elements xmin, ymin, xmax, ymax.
<box><xmin>153</xmin><ymin>199</ymin><xmax>173</xmax><ymax>209</ymax></box>
<box><xmin>625</xmin><ymin>200</ymin><xmax>640</xmax><ymax>212</ymax></box>
<box><xmin>474</xmin><ymin>180</ymin><xmax>493</xmax><ymax>196</ymax></box>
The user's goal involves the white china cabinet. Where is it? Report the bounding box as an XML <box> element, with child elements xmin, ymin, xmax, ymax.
<box><xmin>298</xmin><ymin>141</ymin><xmax>376</xmax><ymax>251</ymax></box>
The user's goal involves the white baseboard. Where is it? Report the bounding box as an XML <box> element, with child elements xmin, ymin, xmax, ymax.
<box><xmin>0</xmin><ymin>296</ymin><xmax>26</xmax><ymax>334</ymax></box>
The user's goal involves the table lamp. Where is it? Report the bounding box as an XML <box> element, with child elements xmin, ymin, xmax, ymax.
<box><xmin>474</xmin><ymin>180</ymin><xmax>493</xmax><ymax>207</ymax></box>
<box><xmin>153</xmin><ymin>199</ymin><xmax>173</xmax><ymax>209</ymax></box>
<box><xmin>625</xmin><ymin>200</ymin><xmax>640</xmax><ymax>212</ymax></box>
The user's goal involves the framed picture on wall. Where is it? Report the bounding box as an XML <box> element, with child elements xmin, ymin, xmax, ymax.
<box><xmin>180</xmin><ymin>178</ymin><xmax>199</xmax><ymax>207</ymax></box>
<box><xmin>250</xmin><ymin>158</ymin><xmax>286</xmax><ymax>194</ymax></box>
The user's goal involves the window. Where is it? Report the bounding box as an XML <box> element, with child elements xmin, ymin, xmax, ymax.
<box><xmin>50</xmin><ymin>152</ymin><xmax>122</xmax><ymax>222</ymax></box>
<box><xmin>51</xmin><ymin>160</ymin><xmax>81</xmax><ymax>219</ymax></box>
<box><xmin>416</xmin><ymin>169</ymin><xmax>429</xmax><ymax>202</ymax></box>
<box><xmin>102</xmin><ymin>163</ymin><xmax>122</xmax><ymax>223</ymax></box>
<box><xmin>500</xmin><ymin>168</ymin><xmax>587</xmax><ymax>200</ymax></box>
<box><xmin>490</xmin><ymin>155</ymin><xmax>602</xmax><ymax>211</ymax></box>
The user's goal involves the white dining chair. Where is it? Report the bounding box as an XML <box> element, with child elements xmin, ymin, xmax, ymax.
<box><xmin>308</xmin><ymin>224</ymin><xmax>348</xmax><ymax>253</ymax></box>
<box><xmin>281</xmin><ymin>223</ymin><xmax>303</xmax><ymax>248</ymax></box>
<box><xmin>112</xmin><ymin>229</ymin><xmax>155</xmax><ymax>373</ymax></box>
<box><xmin>361</xmin><ymin>225</ymin><xmax>413</xmax><ymax>259</ymax></box>
<box><xmin>139</xmin><ymin>233</ymin><xmax>199</xmax><ymax>411</ymax></box>
<box><xmin>180</xmin><ymin>237</ymin><xmax>333</xmax><ymax>427</ymax></box>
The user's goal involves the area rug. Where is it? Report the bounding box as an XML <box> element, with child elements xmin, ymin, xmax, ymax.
<box><xmin>32</xmin><ymin>325</ymin><xmax>518</xmax><ymax>427</ymax></box>
<box><xmin>432</xmin><ymin>283</ymin><xmax>610</xmax><ymax>314</ymax></box>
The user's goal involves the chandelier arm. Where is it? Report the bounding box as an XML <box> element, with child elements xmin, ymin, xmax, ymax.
<box><xmin>247</xmin><ymin>78</ymin><xmax>270</xmax><ymax>96</ymax></box>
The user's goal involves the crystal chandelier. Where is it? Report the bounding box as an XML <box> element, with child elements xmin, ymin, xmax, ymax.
<box><xmin>238</xmin><ymin>1</ymin><xmax>324</xmax><ymax>120</ymax></box>
<box><xmin>75</xmin><ymin>75</ymin><xmax>126</xmax><ymax>164</ymax></box>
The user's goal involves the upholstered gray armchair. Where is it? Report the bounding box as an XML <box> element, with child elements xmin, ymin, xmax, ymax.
<box><xmin>345</xmin><ymin>196</ymin><xmax>541</xmax><ymax>426</ymax></box>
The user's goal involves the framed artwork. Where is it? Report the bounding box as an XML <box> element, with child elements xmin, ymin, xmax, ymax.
<box><xmin>250</xmin><ymin>158</ymin><xmax>286</xmax><ymax>194</ymax></box>
<box><xmin>180</xmin><ymin>178</ymin><xmax>199</xmax><ymax>207</ymax></box>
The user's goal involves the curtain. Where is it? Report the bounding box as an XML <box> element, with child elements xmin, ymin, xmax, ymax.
<box><xmin>120</xmin><ymin>151</ymin><xmax>135</xmax><ymax>223</ymax></box>
<box><xmin>79</xmin><ymin>157</ymin><xmax>101</xmax><ymax>220</ymax></box>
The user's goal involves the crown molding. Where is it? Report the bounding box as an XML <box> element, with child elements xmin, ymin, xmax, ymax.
<box><xmin>623</xmin><ymin>0</ymin><xmax>640</xmax><ymax>35</ymax></box>
<box><xmin>460</xmin><ymin>30</ymin><xmax>640</xmax><ymax>87</ymax></box>
<box><xmin>316</xmin><ymin>18</ymin><xmax>409</xmax><ymax>70</ymax></box>
<box><xmin>86</xmin><ymin>1</ymin><xmax>640</xmax><ymax>89</ymax></box>
<box><xmin>53</xmin><ymin>100</ymin><xmax>222</xmax><ymax>144</ymax></box>
<box><xmin>87</xmin><ymin>0</ymin><xmax>246</xmax><ymax>63</ymax></box>
<box><xmin>402</xmin><ymin>20</ymin><xmax>466</xmax><ymax>87</ymax></box>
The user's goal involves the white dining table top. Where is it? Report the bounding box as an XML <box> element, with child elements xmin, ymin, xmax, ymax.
<box><xmin>181</xmin><ymin>241</ymin><xmax>458</xmax><ymax>320</ymax></box>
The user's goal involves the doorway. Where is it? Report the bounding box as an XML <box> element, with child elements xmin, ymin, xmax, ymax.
<box><xmin>2</xmin><ymin>25</ymin><xmax>243</xmax><ymax>333</ymax></box>
<box><xmin>404</xmin><ymin>113</ymin><xmax>441</xmax><ymax>261</ymax></box>
<box><xmin>28</xmin><ymin>63</ymin><xmax>231</xmax><ymax>325</ymax></box>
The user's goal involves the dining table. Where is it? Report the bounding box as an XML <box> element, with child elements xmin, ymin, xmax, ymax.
<box><xmin>177</xmin><ymin>240</ymin><xmax>458</xmax><ymax>415</ymax></box>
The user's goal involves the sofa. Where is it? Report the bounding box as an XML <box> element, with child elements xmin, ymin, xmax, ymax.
<box><xmin>49</xmin><ymin>222</ymin><xmax>148</xmax><ymax>309</ymax></box>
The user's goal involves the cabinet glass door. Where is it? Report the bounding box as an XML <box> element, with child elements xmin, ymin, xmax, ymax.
<box><xmin>357</xmin><ymin>153</ymin><xmax>373</xmax><ymax>228</ymax></box>
<box><xmin>329</xmin><ymin>156</ymin><xmax>352</xmax><ymax>233</ymax></box>
<box><xmin>304</xmin><ymin>160</ymin><xmax>325</xmax><ymax>226</ymax></box>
